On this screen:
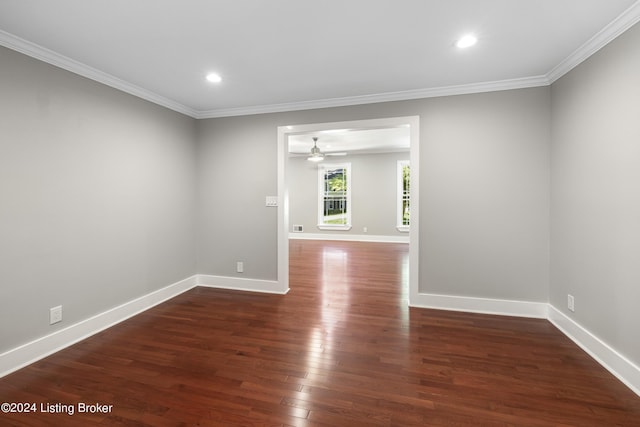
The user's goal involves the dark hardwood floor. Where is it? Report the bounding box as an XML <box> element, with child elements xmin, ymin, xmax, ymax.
<box><xmin>1</xmin><ymin>240</ymin><xmax>639</xmax><ymax>426</ymax></box>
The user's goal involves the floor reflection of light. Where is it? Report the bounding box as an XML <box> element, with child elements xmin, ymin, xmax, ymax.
<box><xmin>399</xmin><ymin>249</ymin><xmax>410</xmax><ymax>318</ymax></box>
<box><xmin>320</xmin><ymin>245</ymin><xmax>349</xmax><ymax>325</ymax></box>
<box><xmin>304</xmin><ymin>246</ymin><xmax>349</xmax><ymax>383</ymax></box>
<box><xmin>398</xmin><ymin>247</ymin><xmax>412</xmax><ymax>362</ymax></box>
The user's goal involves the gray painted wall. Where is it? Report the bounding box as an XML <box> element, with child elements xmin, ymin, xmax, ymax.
<box><xmin>196</xmin><ymin>88</ymin><xmax>551</xmax><ymax>303</ymax></box>
<box><xmin>550</xmin><ymin>22</ymin><xmax>640</xmax><ymax>364</ymax></box>
<box><xmin>288</xmin><ymin>151</ymin><xmax>409</xmax><ymax>237</ymax></box>
<box><xmin>195</xmin><ymin>116</ymin><xmax>279</xmax><ymax>279</ymax></box>
<box><xmin>0</xmin><ymin>46</ymin><xmax>198</xmax><ymax>353</ymax></box>
<box><xmin>419</xmin><ymin>90</ymin><xmax>550</xmax><ymax>301</ymax></box>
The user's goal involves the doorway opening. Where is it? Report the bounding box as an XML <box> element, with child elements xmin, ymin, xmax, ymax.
<box><xmin>277</xmin><ymin>116</ymin><xmax>420</xmax><ymax>305</ymax></box>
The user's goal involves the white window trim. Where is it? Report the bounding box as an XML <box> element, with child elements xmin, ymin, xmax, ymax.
<box><xmin>318</xmin><ymin>162</ymin><xmax>352</xmax><ymax>231</ymax></box>
<box><xmin>397</xmin><ymin>160</ymin><xmax>410</xmax><ymax>232</ymax></box>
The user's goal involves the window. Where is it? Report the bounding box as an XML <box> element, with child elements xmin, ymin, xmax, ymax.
<box><xmin>397</xmin><ymin>160</ymin><xmax>410</xmax><ymax>232</ymax></box>
<box><xmin>318</xmin><ymin>163</ymin><xmax>352</xmax><ymax>230</ymax></box>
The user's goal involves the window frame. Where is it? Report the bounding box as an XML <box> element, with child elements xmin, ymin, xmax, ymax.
<box><xmin>317</xmin><ymin>162</ymin><xmax>352</xmax><ymax>231</ymax></box>
<box><xmin>397</xmin><ymin>160</ymin><xmax>410</xmax><ymax>232</ymax></box>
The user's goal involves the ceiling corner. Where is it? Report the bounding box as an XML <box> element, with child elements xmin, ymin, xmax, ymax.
<box><xmin>546</xmin><ymin>0</ymin><xmax>640</xmax><ymax>83</ymax></box>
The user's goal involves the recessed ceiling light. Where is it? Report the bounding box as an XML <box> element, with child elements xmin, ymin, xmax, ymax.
<box><xmin>456</xmin><ymin>34</ymin><xmax>477</xmax><ymax>49</ymax></box>
<box><xmin>206</xmin><ymin>72</ymin><xmax>222</xmax><ymax>83</ymax></box>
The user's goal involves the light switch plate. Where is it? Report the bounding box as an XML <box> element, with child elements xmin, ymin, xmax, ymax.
<box><xmin>265</xmin><ymin>196</ymin><xmax>278</xmax><ymax>207</ymax></box>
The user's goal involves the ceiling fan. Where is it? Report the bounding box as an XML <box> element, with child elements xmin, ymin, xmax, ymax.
<box><xmin>306</xmin><ymin>137</ymin><xmax>347</xmax><ymax>162</ymax></box>
<box><xmin>307</xmin><ymin>137</ymin><xmax>324</xmax><ymax>162</ymax></box>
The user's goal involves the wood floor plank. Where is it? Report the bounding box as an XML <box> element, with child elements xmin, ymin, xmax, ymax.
<box><xmin>1</xmin><ymin>239</ymin><xmax>639</xmax><ymax>426</ymax></box>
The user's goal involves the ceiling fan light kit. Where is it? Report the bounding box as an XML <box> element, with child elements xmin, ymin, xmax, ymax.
<box><xmin>307</xmin><ymin>137</ymin><xmax>325</xmax><ymax>162</ymax></box>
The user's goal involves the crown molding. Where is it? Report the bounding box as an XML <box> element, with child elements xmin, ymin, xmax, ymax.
<box><xmin>195</xmin><ymin>75</ymin><xmax>551</xmax><ymax>119</ymax></box>
<box><xmin>546</xmin><ymin>0</ymin><xmax>640</xmax><ymax>83</ymax></box>
<box><xmin>6</xmin><ymin>25</ymin><xmax>543</xmax><ymax>120</ymax></box>
<box><xmin>3</xmin><ymin>1</ymin><xmax>639</xmax><ymax>120</ymax></box>
<box><xmin>0</xmin><ymin>29</ymin><xmax>198</xmax><ymax>118</ymax></box>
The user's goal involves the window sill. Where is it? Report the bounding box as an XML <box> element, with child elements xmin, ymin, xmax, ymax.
<box><xmin>396</xmin><ymin>225</ymin><xmax>410</xmax><ymax>233</ymax></box>
<box><xmin>318</xmin><ymin>225</ymin><xmax>352</xmax><ymax>231</ymax></box>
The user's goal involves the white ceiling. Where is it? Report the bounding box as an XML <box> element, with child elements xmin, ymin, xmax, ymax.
<box><xmin>1</xmin><ymin>0</ymin><xmax>639</xmax><ymax>119</ymax></box>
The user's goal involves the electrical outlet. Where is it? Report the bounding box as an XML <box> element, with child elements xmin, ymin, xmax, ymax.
<box><xmin>567</xmin><ymin>294</ymin><xmax>575</xmax><ymax>312</ymax></box>
<box><xmin>363</xmin><ymin>227</ymin><xmax>368</xmax><ymax>233</ymax></box>
<box><xmin>50</xmin><ymin>305</ymin><xmax>62</xmax><ymax>325</ymax></box>
<box><xmin>236</xmin><ymin>261</ymin><xmax>244</xmax><ymax>273</ymax></box>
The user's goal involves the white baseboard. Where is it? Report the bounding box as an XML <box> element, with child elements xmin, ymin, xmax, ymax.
<box><xmin>196</xmin><ymin>274</ymin><xmax>288</xmax><ymax>295</ymax></box>
<box><xmin>288</xmin><ymin>232</ymin><xmax>409</xmax><ymax>243</ymax></box>
<box><xmin>0</xmin><ymin>275</ymin><xmax>198</xmax><ymax>378</ymax></box>
<box><xmin>2</xmin><ymin>278</ymin><xmax>638</xmax><ymax>398</ymax></box>
<box><xmin>411</xmin><ymin>293</ymin><xmax>639</xmax><ymax>397</ymax></box>
<box><xmin>548</xmin><ymin>305</ymin><xmax>640</xmax><ymax>397</ymax></box>
<box><xmin>410</xmin><ymin>292</ymin><xmax>549</xmax><ymax>319</ymax></box>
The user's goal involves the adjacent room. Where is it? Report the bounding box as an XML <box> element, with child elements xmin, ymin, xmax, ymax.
<box><xmin>1</xmin><ymin>1</ymin><xmax>639</xmax><ymax>425</ymax></box>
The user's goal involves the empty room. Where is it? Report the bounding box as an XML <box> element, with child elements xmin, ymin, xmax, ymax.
<box><xmin>1</xmin><ymin>1</ymin><xmax>640</xmax><ymax>426</ymax></box>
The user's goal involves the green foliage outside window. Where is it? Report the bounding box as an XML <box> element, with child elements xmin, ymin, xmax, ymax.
<box><xmin>402</xmin><ymin>164</ymin><xmax>410</xmax><ymax>226</ymax></box>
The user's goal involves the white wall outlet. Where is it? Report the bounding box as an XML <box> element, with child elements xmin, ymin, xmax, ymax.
<box><xmin>567</xmin><ymin>294</ymin><xmax>575</xmax><ymax>312</ymax></box>
<box><xmin>292</xmin><ymin>224</ymin><xmax>303</xmax><ymax>232</ymax></box>
<box><xmin>363</xmin><ymin>227</ymin><xmax>368</xmax><ymax>233</ymax></box>
<box><xmin>236</xmin><ymin>261</ymin><xmax>244</xmax><ymax>273</ymax></box>
<box><xmin>50</xmin><ymin>305</ymin><xmax>62</xmax><ymax>325</ymax></box>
